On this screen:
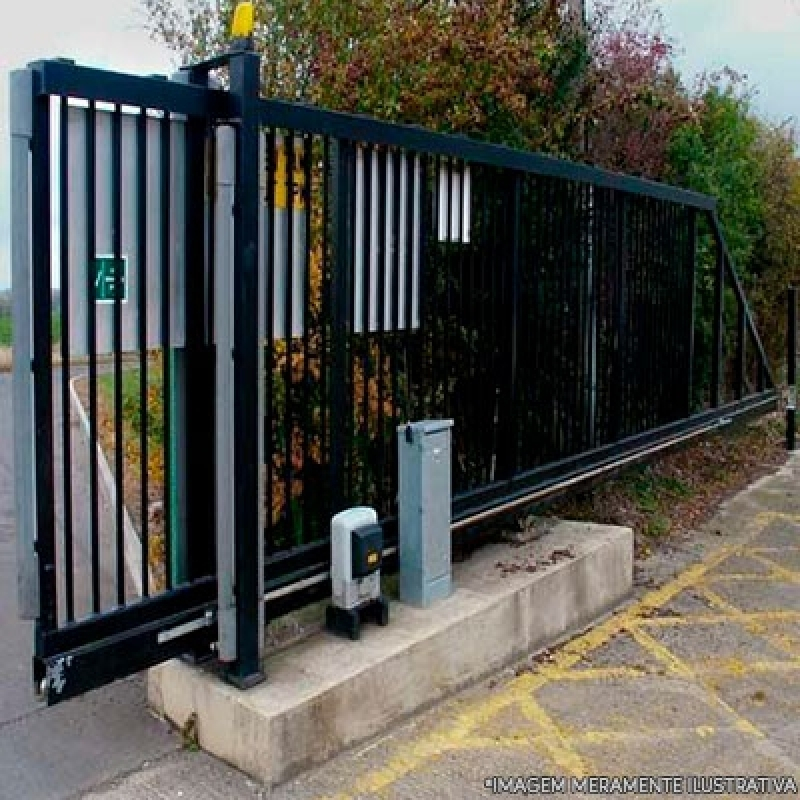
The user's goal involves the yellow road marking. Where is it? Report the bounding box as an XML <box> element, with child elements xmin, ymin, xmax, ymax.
<box><xmin>748</xmin><ymin>552</ymin><xmax>800</xmax><ymax>585</ymax></box>
<box><xmin>516</xmin><ymin>693</ymin><xmax>592</xmax><ymax>775</ymax></box>
<box><xmin>694</xmin><ymin>583</ymin><xmax>800</xmax><ymax>660</ymax></box>
<box><xmin>640</xmin><ymin>609</ymin><xmax>800</xmax><ymax>627</ymax></box>
<box><xmin>316</xmin><ymin>518</ymin><xmax>794</xmax><ymax>798</ymax></box>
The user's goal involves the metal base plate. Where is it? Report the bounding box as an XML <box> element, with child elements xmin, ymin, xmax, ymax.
<box><xmin>325</xmin><ymin>596</ymin><xmax>390</xmax><ymax>641</ymax></box>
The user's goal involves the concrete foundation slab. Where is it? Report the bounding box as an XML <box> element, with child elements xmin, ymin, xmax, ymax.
<box><xmin>148</xmin><ymin>521</ymin><xmax>632</xmax><ymax>788</ymax></box>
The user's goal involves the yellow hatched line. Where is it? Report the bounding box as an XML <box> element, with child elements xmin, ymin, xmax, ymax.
<box><xmin>567</xmin><ymin>724</ymin><xmax>725</xmax><ymax>745</ymax></box>
<box><xmin>708</xmin><ymin>572</ymin><xmax>785</xmax><ymax>583</ymax></box>
<box><xmin>625</xmin><ymin>625</ymin><xmax>763</xmax><ymax>737</ymax></box>
<box><xmin>627</xmin><ymin>627</ymin><xmax>694</xmax><ymax>677</ymax></box>
<box><xmin>747</xmin><ymin>552</ymin><xmax>800</xmax><ymax>585</ymax></box>
<box><xmin>315</xmin><ymin>537</ymin><xmax>770</xmax><ymax>799</ymax></box>
<box><xmin>515</xmin><ymin>693</ymin><xmax>593</xmax><ymax>775</ymax></box>
<box><xmin>753</xmin><ymin>511</ymin><xmax>800</xmax><ymax>526</ymax></box>
<box><xmin>639</xmin><ymin>609</ymin><xmax>800</xmax><ymax>627</ymax></box>
<box><xmin>693</xmin><ymin>582</ymin><xmax>800</xmax><ymax>657</ymax></box>
<box><xmin>546</xmin><ymin>665</ymin><xmax>656</xmax><ymax>682</ymax></box>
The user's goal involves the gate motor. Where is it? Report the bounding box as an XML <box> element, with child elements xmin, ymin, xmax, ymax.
<box><xmin>326</xmin><ymin>508</ymin><xmax>389</xmax><ymax>640</ymax></box>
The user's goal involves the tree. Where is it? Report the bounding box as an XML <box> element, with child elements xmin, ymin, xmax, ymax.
<box><xmin>668</xmin><ymin>75</ymin><xmax>765</xmax><ymax>274</ymax></box>
<box><xmin>144</xmin><ymin>0</ymin><xmax>591</xmax><ymax>154</ymax></box>
<box><xmin>582</xmin><ymin>0</ymin><xmax>688</xmax><ymax>180</ymax></box>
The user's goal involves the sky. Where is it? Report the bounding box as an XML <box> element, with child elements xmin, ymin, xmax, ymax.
<box><xmin>659</xmin><ymin>0</ymin><xmax>800</xmax><ymax>124</ymax></box>
<box><xmin>0</xmin><ymin>0</ymin><xmax>175</xmax><ymax>290</ymax></box>
<box><xmin>0</xmin><ymin>0</ymin><xmax>799</xmax><ymax>289</ymax></box>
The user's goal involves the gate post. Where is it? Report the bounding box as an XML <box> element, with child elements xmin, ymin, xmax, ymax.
<box><xmin>227</xmin><ymin>47</ymin><xmax>266</xmax><ymax>687</ymax></box>
<box><xmin>495</xmin><ymin>172</ymin><xmax>521</xmax><ymax>480</ymax></box>
<box><xmin>10</xmin><ymin>68</ymin><xmax>39</xmax><ymax>621</ymax></box>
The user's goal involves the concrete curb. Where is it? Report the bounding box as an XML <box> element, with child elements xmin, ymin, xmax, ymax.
<box><xmin>68</xmin><ymin>375</ymin><xmax>151</xmax><ymax>598</ymax></box>
<box><xmin>149</xmin><ymin>521</ymin><xmax>633</xmax><ymax>788</ymax></box>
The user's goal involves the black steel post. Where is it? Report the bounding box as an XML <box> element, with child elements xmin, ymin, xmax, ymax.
<box><xmin>685</xmin><ymin>209</ymin><xmax>697</xmax><ymax>416</ymax></box>
<box><xmin>497</xmin><ymin>171</ymin><xmax>522</xmax><ymax>479</ymax></box>
<box><xmin>330</xmin><ymin>140</ymin><xmax>354</xmax><ymax>512</ymax></box>
<box><xmin>735</xmin><ymin>302</ymin><xmax>746</xmax><ymax>401</ymax></box>
<box><xmin>183</xmin><ymin>66</ymin><xmax>217</xmax><ymax>584</ymax></box>
<box><xmin>30</xmin><ymin>71</ymin><xmax>57</xmax><ymax>639</ymax></box>
<box><xmin>228</xmin><ymin>49</ymin><xmax>265</xmax><ymax>688</ymax></box>
<box><xmin>788</xmin><ymin>286</ymin><xmax>797</xmax><ymax>451</ymax></box>
<box><xmin>610</xmin><ymin>192</ymin><xmax>627</xmax><ymax>441</ymax></box>
<box><xmin>711</xmin><ymin>233</ymin><xmax>725</xmax><ymax>408</ymax></box>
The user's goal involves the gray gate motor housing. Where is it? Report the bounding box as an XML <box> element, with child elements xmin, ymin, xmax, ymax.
<box><xmin>326</xmin><ymin>507</ymin><xmax>389</xmax><ymax>640</ymax></box>
<box><xmin>398</xmin><ymin>420</ymin><xmax>454</xmax><ymax>607</ymax></box>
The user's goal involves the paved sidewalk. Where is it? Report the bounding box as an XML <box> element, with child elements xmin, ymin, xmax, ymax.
<box><xmin>259</xmin><ymin>456</ymin><xmax>800</xmax><ymax>800</ymax></box>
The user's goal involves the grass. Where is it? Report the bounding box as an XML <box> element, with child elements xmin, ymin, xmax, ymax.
<box><xmin>97</xmin><ymin>362</ymin><xmax>165</xmax><ymax>452</ymax></box>
<box><xmin>549</xmin><ymin>413</ymin><xmax>786</xmax><ymax>556</ymax></box>
<box><xmin>84</xmin><ymin>357</ymin><xmax>167</xmax><ymax>588</ymax></box>
<box><xmin>0</xmin><ymin>312</ymin><xmax>61</xmax><ymax>347</ymax></box>
<box><xmin>0</xmin><ymin>314</ymin><xmax>11</xmax><ymax>347</ymax></box>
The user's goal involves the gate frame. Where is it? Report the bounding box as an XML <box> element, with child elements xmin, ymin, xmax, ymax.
<box><xmin>10</xmin><ymin>56</ymin><xmax>260</xmax><ymax>703</ymax></box>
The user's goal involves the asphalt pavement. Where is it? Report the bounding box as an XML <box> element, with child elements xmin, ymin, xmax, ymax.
<box><xmin>4</xmin><ymin>366</ymin><xmax>800</xmax><ymax>799</ymax></box>
<box><xmin>0</xmin><ymin>372</ymin><xmax>199</xmax><ymax>800</ymax></box>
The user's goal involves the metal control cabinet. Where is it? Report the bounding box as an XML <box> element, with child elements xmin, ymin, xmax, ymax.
<box><xmin>397</xmin><ymin>420</ymin><xmax>454</xmax><ymax>607</ymax></box>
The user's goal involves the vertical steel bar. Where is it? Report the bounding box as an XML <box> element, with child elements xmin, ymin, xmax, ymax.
<box><xmin>487</xmin><ymin>166</ymin><xmax>501</xmax><ymax>479</ymax></box>
<box><xmin>711</xmin><ymin>230</ymin><xmax>725</xmax><ymax>408</ymax></box>
<box><xmin>442</xmin><ymin>158</ymin><xmax>453</xmax><ymax>421</ymax></box>
<box><xmin>403</xmin><ymin>151</ymin><xmax>416</xmax><ymax>421</ymax></box>
<box><xmin>430</xmin><ymin>155</ymin><xmax>442</xmax><ymax>421</ymax></box>
<box><xmin>685</xmin><ymin>208</ymin><xmax>697</xmax><ymax>416</ymax></box>
<box><xmin>179</xmin><ymin>66</ymin><xmax>215</xmax><ymax>587</ymax></box>
<box><xmin>284</xmin><ymin>130</ymin><xmax>295</xmax><ymax>544</ymax></box>
<box><xmin>136</xmin><ymin>108</ymin><xmax>149</xmax><ymax>598</ymax></box>
<box><xmin>556</xmin><ymin>182</ymin><xmax>569</xmax><ymax>456</ymax></box>
<box><xmin>477</xmin><ymin>166</ymin><xmax>492</xmax><ymax>477</ymax></box>
<box><xmin>361</xmin><ymin>145</ymin><xmax>373</xmax><ymax>501</ymax></box>
<box><xmin>59</xmin><ymin>96</ymin><xmax>75</xmax><ymax>621</ymax></box>
<box><xmin>111</xmin><ymin>105</ymin><xmax>125</xmax><ymax>606</ymax></box>
<box><xmin>499</xmin><ymin>172</ymin><xmax>521</xmax><ymax>479</ymax></box>
<box><xmin>265</xmin><ymin>128</ymin><xmax>276</xmax><ymax>556</ymax></box>
<box><xmin>376</xmin><ymin>147</ymin><xmax>388</xmax><ymax>507</ymax></box>
<box><xmin>32</xmin><ymin>85</ymin><xmax>57</xmax><ymax>632</ymax></box>
<box><xmin>159</xmin><ymin>113</ymin><xmax>173</xmax><ymax>591</ymax></box>
<box><xmin>320</xmin><ymin>136</ymin><xmax>330</xmax><ymax>519</ymax></box>
<box><xmin>736</xmin><ymin>299</ymin><xmax>746</xmax><ymax>402</ymax></box>
<box><xmin>610</xmin><ymin>192</ymin><xmax>627</xmax><ymax>441</ymax></box>
<box><xmin>389</xmin><ymin>150</ymin><xmax>403</xmax><ymax>503</ymax></box>
<box><xmin>301</xmin><ymin>134</ymin><xmax>312</xmax><ymax>538</ymax></box>
<box><xmin>330</xmin><ymin>139</ymin><xmax>354</xmax><ymax>513</ymax></box>
<box><xmin>228</xmin><ymin>50</ymin><xmax>265</xmax><ymax>686</ymax></box>
<box><xmin>788</xmin><ymin>286</ymin><xmax>797</xmax><ymax>451</ymax></box>
<box><xmin>87</xmin><ymin>101</ymin><xmax>101</xmax><ymax>613</ymax></box>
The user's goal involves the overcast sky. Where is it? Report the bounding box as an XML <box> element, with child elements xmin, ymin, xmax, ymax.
<box><xmin>1</xmin><ymin>0</ymin><xmax>799</xmax><ymax>289</ymax></box>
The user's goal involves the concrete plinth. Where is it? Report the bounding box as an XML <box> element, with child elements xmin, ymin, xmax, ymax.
<box><xmin>148</xmin><ymin>521</ymin><xmax>632</xmax><ymax>788</ymax></box>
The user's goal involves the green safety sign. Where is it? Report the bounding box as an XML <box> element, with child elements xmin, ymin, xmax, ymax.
<box><xmin>93</xmin><ymin>256</ymin><xmax>127</xmax><ymax>303</ymax></box>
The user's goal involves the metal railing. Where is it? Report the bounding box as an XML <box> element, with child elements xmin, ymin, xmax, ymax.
<box><xmin>246</xmin><ymin>73</ymin><xmax>776</xmax><ymax>627</ymax></box>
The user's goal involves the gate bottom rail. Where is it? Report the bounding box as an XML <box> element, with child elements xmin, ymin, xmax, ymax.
<box><xmin>36</xmin><ymin>577</ymin><xmax>217</xmax><ymax>705</ymax></box>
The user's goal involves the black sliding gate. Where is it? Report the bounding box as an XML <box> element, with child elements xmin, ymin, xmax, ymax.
<box><xmin>12</xmin><ymin>50</ymin><xmax>777</xmax><ymax>704</ymax></box>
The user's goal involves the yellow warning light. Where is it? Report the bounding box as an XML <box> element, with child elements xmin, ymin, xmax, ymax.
<box><xmin>231</xmin><ymin>2</ymin><xmax>255</xmax><ymax>39</ymax></box>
